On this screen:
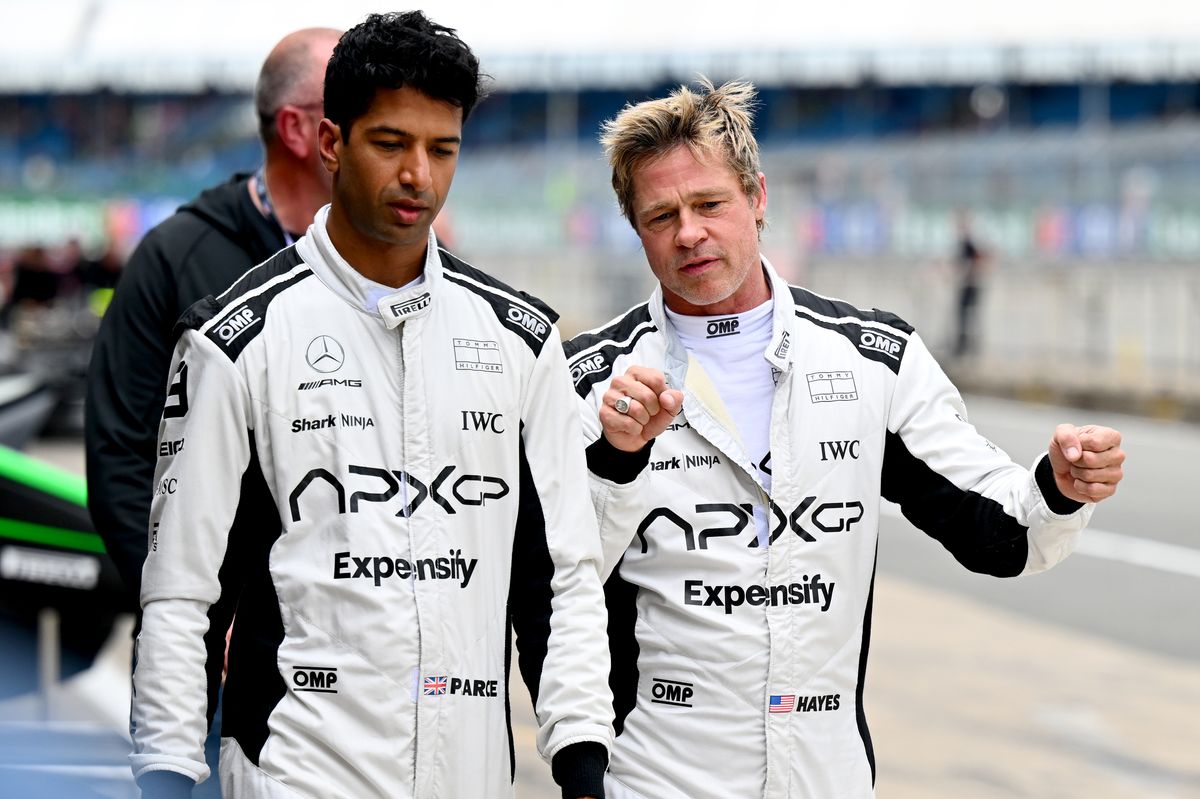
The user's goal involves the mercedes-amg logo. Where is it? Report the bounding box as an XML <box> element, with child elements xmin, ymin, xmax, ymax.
<box><xmin>306</xmin><ymin>335</ymin><xmax>345</xmax><ymax>373</ymax></box>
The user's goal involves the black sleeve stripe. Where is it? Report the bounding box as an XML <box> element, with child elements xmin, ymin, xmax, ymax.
<box><xmin>196</xmin><ymin>268</ymin><xmax>312</xmax><ymax>362</ymax></box>
<box><xmin>881</xmin><ymin>430</ymin><xmax>1029</xmax><ymax>577</ymax></box>
<box><xmin>508</xmin><ymin>425</ymin><xmax>556</xmax><ymax>708</ymax></box>
<box><xmin>220</xmin><ymin>435</ymin><xmax>287</xmax><ymax>766</ymax></box>
<box><xmin>216</xmin><ymin>244</ymin><xmax>307</xmax><ymax>304</ymax></box>
<box><xmin>856</xmin><ymin>553</ymin><xmax>877</xmax><ymax>785</ymax></box>
<box><xmin>604</xmin><ymin>559</ymin><xmax>641</xmax><ymax>737</ymax></box>
<box><xmin>438</xmin><ymin>248</ymin><xmax>559</xmax><ymax>323</ymax></box>
<box><xmin>793</xmin><ymin>309</ymin><xmax>908</xmax><ymax>375</ymax></box>
<box><xmin>789</xmin><ymin>285</ymin><xmax>915</xmax><ymax>334</ymax></box>
<box><xmin>443</xmin><ymin>272</ymin><xmax>553</xmax><ymax>356</ymax></box>
<box><xmin>563</xmin><ymin>303</ymin><xmax>652</xmax><ymax>362</ymax></box>
<box><xmin>563</xmin><ymin>306</ymin><xmax>657</xmax><ymax>400</ymax></box>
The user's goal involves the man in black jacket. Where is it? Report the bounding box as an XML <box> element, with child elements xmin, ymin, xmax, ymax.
<box><xmin>86</xmin><ymin>27</ymin><xmax>341</xmax><ymax>604</ymax></box>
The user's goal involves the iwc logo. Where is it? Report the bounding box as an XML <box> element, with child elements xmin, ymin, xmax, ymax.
<box><xmin>306</xmin><ymin>335</ymin><xmax>345</xmax><ymax>373</ymax></box>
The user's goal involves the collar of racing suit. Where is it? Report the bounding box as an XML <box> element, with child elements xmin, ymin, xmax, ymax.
<box><xmin>647</xmin><ymin>253</ymin><xmax>798</xmax><ymax>386</ymax></box>
<box><xmin>296</xmin><ymin>204</ymin><xmax>439</xmax><ymax>330</ymax></box>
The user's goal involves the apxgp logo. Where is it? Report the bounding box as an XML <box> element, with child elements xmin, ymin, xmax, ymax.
<box><xmin>290</xmin><ymin>464</ymin><xmax>510</xmax><ymax>522</ymax></box>
<box><xmin>634</xmin><ymin>497</ymin><xmax>864</xmax><ymax>553</ymax></box>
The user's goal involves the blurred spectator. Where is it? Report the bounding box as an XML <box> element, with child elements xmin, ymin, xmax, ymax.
<box><xmin>953</xmin><ymin>211</ymin><xmax>989</xmax><ymax>359</ymax></box>
<box><xmin>10</xmin><ymin>246</ymin><xmax>57</xmax><ymax>306</ymax></box>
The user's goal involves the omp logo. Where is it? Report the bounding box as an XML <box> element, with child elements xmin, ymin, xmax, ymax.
<box><xmin>571</xmin><ymin>354</ymin><xmax>606</xmax><ymax>385</ymax></box>
<box><xmin>506</xmin><ymin>304</ymin><xmax>548</xmax><ymax>343</ymax></box>
<box><xmin>807</xmin><ymin>371</ymin><xmax>858</xmax><ymax>403</ymax></box>
<box><xmin>684</xmin><ymin>573</ymin><xmax>836</xmax><ymax>614</ymax></box>
<box><xmin>298</xmin><ymin>379</ymin><xmax>362</xmax><ymax>391</ymax></box>
<box><xmin>306</xmin><ymin>336</ymin><xmax>345</xmax><ymax>373</ymax></box>
<box><xmin>819</xmin><ymin>440</ymin><xmax>860</xmax><ymax>461</ymax></box>
<box><xmin>292</xmin><ymin>666</ymin><xmax>337</xmax><ymax>694</ymax></box>
<box><xmin>634</xmin><ymin>498</ymin><xmax>864</xmax><ymax>552</ymax></box>
<box><xmin>388</xmin><ymin>292</ymin><xmax>431</xmax><ymax>319</ymax></box>
<box><xmin>706</xmin><ymin>317</ymin><xmax>739</xmax><ymax>338</ymax></box>
<box><xmin>859</xmin><ymin>330</ymin><xmax>903</xmax><ymax>360</ymax></box>
<box><xmin>454</xmin><ymin>338</ymin><xmax>503</xmax><ymax>373</ymax></box>
<box><xmin>651</xmin><ymin>678</ymin><xmax>694</xmax><ymax>708</ymax></box>
<box><xmin>289</xmin><ymin>464</ymin><xmax>510</xmax><ymax>522</ymax></box>
<box><xmin>333</xmin><ymin>549</ymin><xmax>477</xmax><ymax>588</ymax></box>
<box><xmin>215</xmin><ymin>306</ymin><xmax>260</xmax><ymax>343</ymax></box>
<box><xmin>162</xmin><ymin>361</ymin><xmax>189</xmax><ymax>419</ymax></box>
<box><xmin>461</xmin><ymin>411</ymin><xmax>505</xmax><ymax>434</ymax></box>
<box><xmin>159</xmin><ymin>438</ymin><xmax>184</xmax><ymax>457</ymax></box>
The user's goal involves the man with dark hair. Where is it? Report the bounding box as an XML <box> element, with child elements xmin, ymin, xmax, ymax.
<box><xmin>129</xmin><ymin>12</ymin><xmax>611</xmax><ymax>799</ymax></box>
<box><xmin>86</xmin><ymin>26</ymin><xmax>341</xmax><ymax>606</ymax></box>
<box><xmin>566</xmin><ymin>79</ymin><xmax>1125</xmax><ymax>798</ymax></box>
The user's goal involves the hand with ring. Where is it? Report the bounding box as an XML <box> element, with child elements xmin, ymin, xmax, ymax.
<box><xmin>600</xmin><ymin>366</ymin><xmax>684</xmax><ymax>453</ymax></box>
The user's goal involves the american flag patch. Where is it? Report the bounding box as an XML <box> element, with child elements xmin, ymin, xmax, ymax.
<box><xmin>423</xmin><ymin>675</ymin><xmax>447</xmax><ymax>696</ymax></box>
<box><xmin>769</xmin><ymin>694</ymin><xmax>795</xmax><ymax>713</ymax></box>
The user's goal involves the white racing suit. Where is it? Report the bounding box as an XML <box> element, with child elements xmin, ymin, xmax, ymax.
<box><xmin>564</xmin><ymin>257</ymin><xmax>1093</xmax><ymax>798</ymax></box>
<box><xmin>130</xmin><ymin>211</ymin><xmax>613</xmax><ymax>797</ymax></box>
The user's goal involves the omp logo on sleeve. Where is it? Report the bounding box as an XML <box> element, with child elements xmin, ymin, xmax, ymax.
<box><xmin>506</xmin><ymin>303</ymin><xmax>548</xmax><ymax>342</ymax></box>
<box><xmin>807</xmin><ymin>371</ymin><xmax>858</xmax><ymax>403</ymax></box>
<box><xmin>858</xmin><ymin>329</ymin><xmax>904</xmax><ymax>360</ymax></box>
<box><xmin>388</xmin><ymin>292</ymin><xmax>431</xmax><ymax>320</ymax></box>
<box><xmin>570</xmin><ymin>353</ymin><xmax>606</xmax><ymax>385</ymax></box>
<box><xmin>453</xmin><ymin>338</ymin><xmax>503</xmax><ymax>373</ymax></box>
<box><xmin>215</xmin><ymin>306</ymin><xmax>261</xmax><ymax>343</ymax></box>
<box><xmin>162</xmin><ymin>361</ymin><xmax>189</xmax><ymax>419</ymax></box>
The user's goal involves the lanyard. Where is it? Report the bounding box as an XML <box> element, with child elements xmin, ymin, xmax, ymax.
<box><xmin>254</xmin><ymin>166</ymin><xmax>295</xmax><ymax>247</ymax></box>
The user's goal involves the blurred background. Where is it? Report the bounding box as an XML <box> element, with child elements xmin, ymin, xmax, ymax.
<box><xmin>0</xmin><ymin>1</ymin><xmax>1196</xmax><ymax>797</ymax></box>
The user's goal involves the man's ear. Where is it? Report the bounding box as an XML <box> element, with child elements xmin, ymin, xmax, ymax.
<box><xmin>317</xmin><ymin>118</ymin><xmax>341</xmax><ymax>174</ymax></box>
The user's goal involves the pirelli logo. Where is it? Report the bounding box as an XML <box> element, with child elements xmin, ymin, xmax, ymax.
<box><xmin>389</xmin><ymin>293</ymin><xmax>431</xmax><ymax>319</ymax></box>
<box><xmin>807</xmin><ymin>371</ymin><xmax>858</xmax><ymax>403</ymax></box>
<box><xmin>454</xmin><ymin>338</ymin><xmax>503</xmax><ymax>373</ymax></box>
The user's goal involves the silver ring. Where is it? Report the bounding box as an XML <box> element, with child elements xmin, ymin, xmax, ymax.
<box><xmin>614</xmin><ymin>396</ymin><xmax>631</xmax><ymax>415</ymax></box>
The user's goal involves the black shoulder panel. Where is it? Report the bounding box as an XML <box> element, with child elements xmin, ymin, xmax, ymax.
<box><xmin>789</xmin><ymin>286</ymin><xmax>913</xmax><ymax>375</ymax></box>
<box><xmin>439</xmin><ymin>249</ymin><xmax>559</xmax><ymax>357</ymax></box>
<box><xmin>174</xmin><ymin>246</ymin><xmax>311</xmax><ymax>362</ymax></box>
<box><xmin>563</xmin><ymin>304</ymin><xmax>656</xmax><ymax>399</ymax></box>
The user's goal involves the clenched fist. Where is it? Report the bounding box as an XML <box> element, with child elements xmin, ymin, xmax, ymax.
<box><xmin>600</xmin><ymin>366</ymin><xmax>684</xmax><ymax>453</ymax></box>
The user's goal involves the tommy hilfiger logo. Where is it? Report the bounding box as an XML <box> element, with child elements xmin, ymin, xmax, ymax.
<box><xmin>454</xmin><ymin>338</ymin><xmax>503</xmax><ymax>373</ymax></box>
<box><xmin>807</xmin><ymin>371</ymin><xmax>857</xmax><ymax>403</ymax></box>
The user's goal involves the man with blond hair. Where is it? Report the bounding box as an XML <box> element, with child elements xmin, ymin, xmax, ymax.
<box><xmin>564</xmin><ymin>79</ymin><xmax>1126</xmax><ymax>798</ymax></box>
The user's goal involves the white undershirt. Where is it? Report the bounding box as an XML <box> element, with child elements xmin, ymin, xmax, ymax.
<box><xmin>666</xmin><ymin>298</ymin><xmax>775</xmax><ymax>499</ymax></box>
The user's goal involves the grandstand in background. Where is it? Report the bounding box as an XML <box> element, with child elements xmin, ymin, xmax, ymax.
<box><xmin>1</xmin><ymin>13</ymin><xmax>1197</xmax><ymax>413</ymax></box>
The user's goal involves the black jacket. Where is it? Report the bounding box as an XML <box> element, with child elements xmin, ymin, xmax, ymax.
<box><xmin>85</xmin><ymin>173</ymin><xmax>287</xmax><ymax>604</ymax></box>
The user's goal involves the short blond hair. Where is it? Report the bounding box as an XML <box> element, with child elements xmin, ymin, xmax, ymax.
<box><xmin>600</xmin><ymin>78</ymin><xmax>762</xmax><ymax>230</ymax></box>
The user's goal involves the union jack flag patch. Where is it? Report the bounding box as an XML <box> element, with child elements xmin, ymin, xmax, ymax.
<box><xmin>423</xmin><ymin>675</ymin><xmax>447</xmax><ymax>696</ymax></box>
